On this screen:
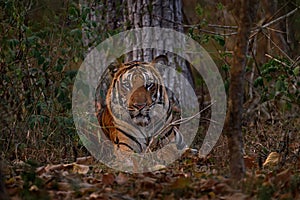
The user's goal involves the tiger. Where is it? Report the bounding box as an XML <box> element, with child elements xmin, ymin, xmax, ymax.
<box><xmin>96</xmin><ymin>58</ymin><xmax>186</xmax><ymax>154</ymax></box>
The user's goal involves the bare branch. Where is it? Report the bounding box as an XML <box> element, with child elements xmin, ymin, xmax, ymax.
<box><xmin>208</xmin><ymin>24</ymin><xmax>238</xmax><ymax>30</ymax></box>
<box><xmin>266</xmin><ymin>27</ymin><xmax>285</xmax><ymax>34</ymax></box>
<box><xmin>261</xmin><ymin>30</ymin><xmax>293</xmax><ymax>62</ymax></box>
<box><xmin>152</xmin><ymin>14</ymin><xmax>238</xmax><ymax>36</ymax></box>
<box><xmin>265</xmin><ymin>53</ymin><xmax>290</xmax><ymax>67</ymax></box>
<box><xmin>194</xmin><ymin>29</ymin><xmax>238</xmax><ymax>36</ymax></box>
<box><xmin>261</xmin><ymin>8</ymin><xmax>298</xmax><ymax>29</ymax></box>
<box><xmin>145</xmin><ymin>101</ymin><xmax>216</xmax><ymax>153</ymax></box>
<box><xmin>291</xmin><ymin>56</ymin><xmax>300</xmax><ymax>68</ymax></box>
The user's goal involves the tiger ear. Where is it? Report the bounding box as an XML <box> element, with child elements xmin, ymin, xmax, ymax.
<box><xmin>151</xmin><ymin>55</ymin><xmax>169</xmax><ymax>65</ymax></box>
<box><xmin>108</xmin><ymin>55</ymin><xmax>126</xmax><ymax>76</ymax></box>
<box><xmin>108</xmin><ymin>62</ymin><xmax>119</xmax><ymax>75</ymax></box>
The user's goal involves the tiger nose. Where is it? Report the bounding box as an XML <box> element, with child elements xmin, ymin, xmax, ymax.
<box><xmin>133</xmin><ymin>103</ymin><xmax>146</xmax><ymax>110</ymax></box>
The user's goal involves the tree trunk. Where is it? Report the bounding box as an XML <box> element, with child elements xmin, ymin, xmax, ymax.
<box><xmin>224</xmin><ymin>0</ymin><xmax>257</xmax><ymax>180</ymax></box>
<box><xmin>0</xmin><ymin>166</ymin><xmax>8</xmax><ymax>200</ymax></box>
<box><xmin>125</xmin><ymin>0</ymin><xmax>194</xmax><ymax>104</ymax></box>
<box><xmin>81</xmin><ymin>0</ymin><xmax>194</xmax><ymax>107</ymax></box>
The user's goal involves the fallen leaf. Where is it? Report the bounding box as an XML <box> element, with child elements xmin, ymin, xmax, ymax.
<box><xmin>115</xmin><ymin>173</ymin><xmax>129</xmax><ymax>185</ymax></box>
<box><xmin>224</xmin><ymin>192</ymin><xmax>249</xmax><ymax>200</ymax></box>
<box><xmin>44</xmin><ymin>164</ymin><xmax>64</xmax><ymax>172</ymax></box>
<box><xmin>29</xmin><ymin>185</ymin><xmax>39</xmax><ymax>192</ymax></box>
<box><xmin>244</xmin><ymin>155</ymin><xmax>257</xmax><ymax>169</ymax></box>
<box><xmin>76</xmin><ymin>156</ymin><xmax>94</xmax><ymax>165</ymax></box>
<box><xmin>275</xmin><ymin>168</ymin><xmax>291</xmax><ymax>186</ymax></box>
<box><xmin>102</xmin><ymin>173</ymin><xmax>115</xmax><ymax>185</ymax></box>
<box><xmin>140</xmin><ymin>176</ymin><xmax>157</xmax><ymax>188</ymax></box>
<box><xmin>57</xmin><ymin>182</ymin><xmax>72</xmax><ymax>191</ymax></box>
<box><xmin>72</xmin><ymin>163</ymin><xmax>89</xmax><ymax>174</ymax></box>
<box><xmin>170</xmin><ymin>177</ymin><xmax>191</xmax><ymax>189</ymax></box>
<box><xmin>89</xmin><ymin>192</ymin><xmax>108</xmax><ymax>200</ymax></box>
<box><xmin>200</xmin><ymin>179</ymin><xmax>216</xmax><ymax>191</ymax></box>
<box><xmin>35</xmin><ymin>166</ymin><xmax>46</xmax><ymax>175</ymax></box>
<box><xmin>214</xmin><ymin>183</ymin><xmax>235</xmax><ymax>194</ymax></box>
<box><xmin>263</xmin><ymin>152</ymin><xmax>280</xmax><ymax>167</ymax></box>
<box><xmin>5</xmin><ymin>177</ymin><xmax>16</xmax><ymax>185</ymax></box>
<box><xmin>208</xmin><ymin>191</ymin><xmax>216</xmax><ymax>199</ymax></box>
<box><xmin>278</xmin><ymin>193</ymin><xmax>293</xmax><ymax>199</ymax></box>
<box><xmin>79</xmin><ymin>183</ymin><xmax>97</xmax><ymax>195</ymax></box>
<box><xmin>151</xmin><ymin>164</ymin><xmax>166</xmax><ymax>171</ymax></box>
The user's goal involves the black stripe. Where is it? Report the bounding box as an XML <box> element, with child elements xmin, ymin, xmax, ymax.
<box><xmin>117</xmin><ymin>142</ymin><xmax>135</xmax><ymax>151</ymax></box>
<box><xmin>116</xmin><ymin>128</ymin><xmax>143</xmax><ymax>152</ymax></box>
<box><xmin>160</xmin><ymin>128</ymin><xmax>173</xmax><ymax>140</ymax></box>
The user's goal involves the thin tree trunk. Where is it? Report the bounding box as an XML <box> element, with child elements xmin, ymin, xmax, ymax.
<box><xmin>224</xmin><ymin>0</ymin><xmax>257</xmax><ymax>180</ymax></box>
<box><xmin>125</xmin><ymin>0</ymin><xmax>194</xmax><ymax>104</ymax></box>
<box><xmin>0</xmin><ymin>166</ymin><xmax>8</xmax><ymax>200</ymax></box>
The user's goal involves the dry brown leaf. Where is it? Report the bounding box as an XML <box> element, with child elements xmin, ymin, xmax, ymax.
<box><xmin>35</xmin><ymin>166</ymin><xmax>46</xmax><ymax>175</ymax></box>
<box><xmin>198</xmin><ymin>195</ymin><xmax>209</xmax><ymax>200</ymax></box>
<box><xmin>115</xmin><ymin>173</ymin><xmax>129</xmax><ymax>185</ymax></box>
<box><xmin>169</xmin><ymin>177</ymin><xmax>190</xmax><ymax>189</ymax></box>
<box><xmin>5</xmin><ymin>177</ymin><xmax>16</xmax><ymax>185</ymax></box>
<box><xmin>49</xmin><ymin>190</ymin><xmax>73</xmax><ymax>200</ymax></box>
<box><xmin>263</xmin><ymin>152</ymin><xmax>280</xmax><ymax>167</ymax></box>
<box><xmin>200</xmin><ymin>179</ymin><xmax>217</xmax><ymax>191</ymax></box>
<box><xmin>76</xmin><ymin>156</ymin><xmax>94</xmax><ymax>165</ymax></box>
<box><xmin>275</xmin><ymin>168</ymin><xmax>291</xmax><ymax>186</ymax></box>
<box><xmin>224</xmin><ymin>192</ymin><xmax>249</xmax><ymax>200</ymax></box>
<box><xmin>57</xmin><ymin>182</ymin><xmax>72</xmax><ymax>191</ymax></box>
<box><xmin>79</xmin><ymin>183</ymin><xmax>97</xmax><ymax>195</ymax></box>
<box><xmin>29</xmin><ymin>185</ymin><xmax>39</xmax><ymax>192</ymax></box>
<box><xmin>89</xmin><ymin>192</ymin><xmax>108</xmax><ymax>200</ymax></box>
<box><xmin>214</xmin><ymin>183</ymin><xmax>235</xmax><ymax>195</ymax></box>
<box><xmin>244</xmin><ymin>155</ymin><xmax>257</xmax><ymax>169</ymax></box>
<box><xmin>72</xmin><ymin>163</ymin><xmax>89</xmax><ymax>174</ymax></box>
<box><xmin>62</xmin><ymin>163</ymin><xmax>74</xmax><ymax>170</ymax></box>
<box><xmin>151</xmin><ymin>164</ymin><xmax>166</xmax><ymax>171</ymax></box>
<box><xmin>102</xmin><ymin>173</ymin><xmax>115</xmax><ymax>185</ymax></box>
<box><xmin>278</xmin><ymin>193</ymin><xmax>293</xmax><ymax>199</ymax></box>
<box><xmin>140</xmin><ymin>176</ymin><xmax>157</xmax><ymax>188</ymax></box>
<box><xmin>44</xmin><ymin>164</ymin><xmax>64</xmax><ymax>172</ymax></box>
<box><xmin>208</xmin><ymin>191</ymin><xmax>216</xmax><ymax>199</ymax></box>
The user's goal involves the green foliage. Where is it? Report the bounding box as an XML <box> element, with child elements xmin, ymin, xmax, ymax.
<box><xmin>257</xmin><ymin>184</ymin><xmax>275</xmax><ymax>200</ymax></box>
<box><xmin>212</xmin><ymin>35</ymin><xmax>225</xmax><ymax>47</ymax></box>
<box><xmin>195</xmin><ymin>4</ymin><xmax>204</xmax><ymax>17</ymax></box>
<box><xmin>216</xmin><ymin>2</ymin><xmax>224</xmax><ymax>10</ymax></box>
<box><xmin>290</xmin><ymin>174</ymin><xmax>300</xmax><ymax>195</ymax></box>
<box><xmin>253</xmin><ymin>58</ymin><xmax>299</xmax><ymax>109</ymax></box>
<box><xmin>0</xmin><ymin>0</ymin><xmax>105</xmax><ymax>160</ymax></box>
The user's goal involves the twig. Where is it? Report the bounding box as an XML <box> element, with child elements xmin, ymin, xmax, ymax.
<box><xmin>262</xmin><ymin>30</ymin><xmax>293</xmax><ymax>62</ymax></box>
<box><xmin>208</xmin><ymin>24</ymin><xmax>238</xmax><ymax>30</ymax></box>
<box><xmin>153</xmin><ymin>7</ymin><xmax>298</xmax><ymax>38</ymax></box>
<box><xmin>145</xmin><ymin>100</ymin><xmax>216</xmax><ymax>152</ymax></box>
<box><xmin>168</xmin><ymin>100</ymin><xmax>216</xmax><ymax>126</ymax></box>
<box><xmin>151</xmin><ymin>14</ymin><xmax>238</xmax><ymax>36</ymax></box>
<box><xmin>261</xmin><ymin>8</ymin><xmax>298</xmax><ymax>29</ymax></box>
<box><xmin>195</xmin><ymin>29</ymin><xmax>237</xmax><ymax>36</ymax></box>
<box><xmin>290</xmin><ymin>56</ymin><xmax>300</xmax><ymax>68</ymax></box>
<box><xmin>265</xmin><ymin>53</ymin><xmax>290</xmax><ymax>67</ymax></box>
<box><xmin>266</xmin><ymin>27</ymin><xmax>285</xmax><ymax>34</ymax></box>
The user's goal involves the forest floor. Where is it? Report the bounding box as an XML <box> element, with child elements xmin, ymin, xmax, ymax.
<box><xmin>2</xmin><ymin>121</ymin><xmax>300</xmax><ymax>200</ymax></box>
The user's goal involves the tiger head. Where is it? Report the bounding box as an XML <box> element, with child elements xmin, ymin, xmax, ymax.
<box><xmin>107</xmin><ymin>61</ymin><xmax>169</xmax><ymax>128</ymax></box>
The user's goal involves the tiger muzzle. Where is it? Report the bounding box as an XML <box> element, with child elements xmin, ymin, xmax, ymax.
<box><xmin>128</xmin><ymin>86</ymin><xmax>153</xmax><ymax>127</ymax></box>
<box><xmin>128</xmin><ymin>104</ymin><xmax>151</xmax><ymax>127</ymax></box>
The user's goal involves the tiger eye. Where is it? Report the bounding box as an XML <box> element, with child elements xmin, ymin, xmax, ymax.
<box><xmin>145</xmin><ymin>82</ymin><xmax>154</xmax><ymax>90</ymax></box>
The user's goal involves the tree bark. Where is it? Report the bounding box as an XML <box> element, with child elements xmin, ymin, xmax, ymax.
<box><xmin>81</xmin><ymin>0</ymin><xmax>194</xmax><ymax>106</ymax></box>
<box><xmin>125</xmin><ymin>0</ymin><xmax>194</xmax><ymax>103</ymax></box>
<box><xmin>224</xmin><ymin>0</ymin><xmax>257</xmax><ymax>180</ymax></box>
<box><xmin>0</xmin><ymin>166</ymin><xmax>8</xmax><ymax>200</ymax></box>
